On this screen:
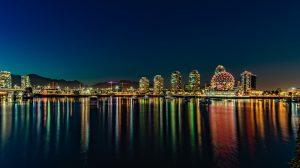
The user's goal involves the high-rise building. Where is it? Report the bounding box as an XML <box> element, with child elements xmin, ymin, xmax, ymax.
<box><xmin>241</xmin><ymin>71</ymin><xmax>256</xmax><ymax>92</ymax></box>
<box><xmin>153</xmin><ymin>75</ymin><xmax>164</xmax><ymax>95</ymax></box>
<box><xmin>0</xmin><ymin>71</ymin><xmax>12</xmax><ymax>89</ymax></box>
<box><xmin>170</xmin><ymin>71</ymin><xmax>183</xmax><ymax>93</ymax></box>
<box><xmin>21</xmin><ymin>75</ymin><xmax>31</xmax><ymax>88</ymax></box>
<box><xmin>139</xmin><ymin>77</ymin><xmax>150</xmax><ymax>94</ymax></box>
<box><xmin>188</xmin><ymin>70</ymin><xmax>200</xmax><ymax>92</ymax></box>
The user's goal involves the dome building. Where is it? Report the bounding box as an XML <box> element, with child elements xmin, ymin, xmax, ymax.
<box><xmin>211</xmin><ymin>70</ymin><xmax>235</xmax><ymax>91</ymax></box>
<box><xmin>206</xmin><ymin>65</ymin><xmax>236</xmax><ymax>97</ymax></box>
<box><xmin>214</xmin><ymin>65</ymin><xmax>226</xmax><ymax>74</ymax></box>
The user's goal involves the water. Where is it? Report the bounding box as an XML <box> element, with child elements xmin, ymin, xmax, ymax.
<box><xmin>0</xmin><ymin>98</ymin><xmax>300</xmax><ymax>168</ymax></box>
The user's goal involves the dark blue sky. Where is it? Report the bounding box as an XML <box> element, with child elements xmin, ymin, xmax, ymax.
<box><xmin>0</xmin><ymin>0</ymin><xmax>300</xmax><ymax>89</ymax></box>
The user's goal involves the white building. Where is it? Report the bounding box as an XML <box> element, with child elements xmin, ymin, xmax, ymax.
<box><xmin>139</xmin><ymin>77</ymin><xmax>150</xmax><ymax>94</ymax></box>
<box><xmin>21</xmin><ymin>75</ymin><xmax>31</xmax><ymax>88</ymax></box>
<box><xmin>170</xmin><ymin>71</ymin><xmax>183</xmax><ymax>93</ymax></box>
<box><xmin>0</xmin><ymin>71</ymin><xmax>12</xmax><ymax>88</ymax></box>
<box><xmin>153</xmin><ymin>75</ymin><xmax>164</xmax><ymax>95</ymax></box>
<box><xmin>188</xmin><ymin>70</ymin><xmax>200</xmax><ymax>92</ymax></box>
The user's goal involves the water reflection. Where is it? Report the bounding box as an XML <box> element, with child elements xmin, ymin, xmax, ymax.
<box><xmin>210</xmin><ymin>100</ymin><xmax>237</xmax><ymax>167</ymax></box>
<box><xmin>0</xmin><ymin>98</ymin><xmax>299</xmax><ymax>167</ymax></box>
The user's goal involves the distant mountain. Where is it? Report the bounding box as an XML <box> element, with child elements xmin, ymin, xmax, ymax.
<box><xmin>11</xmin><ymin>74</ymin><xmax>138</xmax><ymax>89</ymax></box>
<box><xmin>92</xmin><ymin>80</ymin><xmax>138</xmax><ymax>89</ymax></box>
<box><xmin>12</xmin><ymin>74</ymin><xmax>83</xmax><ymax>88</ymax></box>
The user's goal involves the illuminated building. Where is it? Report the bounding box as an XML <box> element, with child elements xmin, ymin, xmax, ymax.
<box><xmin>241</xmin><ymin>71</ymin><xmax>256</xmax><ymax>93</ymax></box>
<box><xmin>21</xmin><ymin>75</ymin><xmax>31</xmax><ymax>88</ymax></box>
<box><xmin>211</xmin><ymin>65</ymin><xmax>235</xmax><ymax>91</ymax></box>
<box><xmin>139</xmin><ymin>77</ymin><xmax>150</xmax><ymax>94</ymax></box>
<box><xmin>170</xmin><ymin>71</ymin><xmax>183</xmax><ymax>93</ymax></box>
<box><xmin>215</xmin><ymin>65</ymin><xmax>226</xmax><ymax>74</ymax></box>
<box><xmin>188</xmin><ymin>70</ymin><xmax>200</xmax><ymax>92</ymax></box>
<box><xmin>153</xmin><ymin>75</ymin><xmax>164</xmax><ymax>95</ymax></box>
<box><xmin>0</xmin><ymin>71</ymin><xmax>12</xmax><ymax>88</ymax></box>
<box><xmin>50</xmin><ymin>82</ymin><xmax>59</xmax><ymax>89</ymax></box>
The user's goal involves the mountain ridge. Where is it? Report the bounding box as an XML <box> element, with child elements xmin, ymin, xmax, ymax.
<box><xmin>11</xmin><ymin>74</ymin><xmax>138</xmax><ymax>89</ymax></box>
<box><xmin>12</xmin><ymin>74</ymin><xmax>83</xmax><ymax>88</ymax></box>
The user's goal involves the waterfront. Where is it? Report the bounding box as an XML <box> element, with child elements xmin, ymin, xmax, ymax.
<box><xmin>0</xmin><ymin>98</ymin><xmax>300</xmax><ymax>167</ymax></box>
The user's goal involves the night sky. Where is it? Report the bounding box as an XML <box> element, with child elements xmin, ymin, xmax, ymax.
<box><xmin>0</xmin><ymin>0</ymin><xmax>300</xmax><ymax>89</ymax></box>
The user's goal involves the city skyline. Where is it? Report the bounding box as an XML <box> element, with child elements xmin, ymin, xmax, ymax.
<box><xmin>1</xmin><ymin>0</ymin><xmax>300</xmax><ymax>89</ymax></box>
<box><xmin>0</xmin><ymin>65</ymin><xmax>295</xmax><ymax>90</ymax></box>
<box><xmin>1</xmin><ymin>1</ymin><xmax>300</xmax><ymax>168</ymax></box>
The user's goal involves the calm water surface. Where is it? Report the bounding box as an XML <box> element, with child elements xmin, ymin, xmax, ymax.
<box><xmin>0</xmin><ymin>98</ymin><xmax>300</xmax><ymax>167</ymax></box>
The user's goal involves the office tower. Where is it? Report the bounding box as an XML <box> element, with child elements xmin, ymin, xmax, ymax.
<box><xmin>170</xmin><ymin>71</ymin><xmax>183</xmax><ymax>93</ymax></box>
<box><xmin>139</xmin><ymin>77</ymin><xmax>150</xmax><ymax>94</ymax></box>
<box><xmin>153</xmin><ymin>75</ymin><xmax>164</xmax><ymax>95</ymax></box>
<box><xmin>241</xmin><ymin>71</ymin><xmax>256</xmax><ymax>92</ymax></box>
<box><xmin>189</xmin><ymin>70</ymin><xmax>200</xmax><ymax>92</ymax></box>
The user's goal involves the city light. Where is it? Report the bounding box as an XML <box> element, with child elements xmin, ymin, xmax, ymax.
<box><xmin>0</xmin><ymin>66</ymin><xmax>299</xmax><ymax>101</ymax></box>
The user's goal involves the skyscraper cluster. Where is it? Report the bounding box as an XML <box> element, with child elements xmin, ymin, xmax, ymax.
<box><xmin>137</xmin><ymin>65</ymin><xmax>257</xmax><ymax>96</ymax></box>
<box><xmin>205</xmin><ymin>65</ymin><xmax>258</xmax><ymax>97</ymax></box>
<box><xmin>0</xmin><ymin>70</ymin><xmax>31</xmax><ymax>89</ymax></box>
<box><xmin>139</xmin><ymin>70</ymin><xmax>201</xmax><ymax>95</ymax></box>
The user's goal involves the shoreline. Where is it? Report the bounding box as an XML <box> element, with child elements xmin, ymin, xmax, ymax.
<box><xmin>30</xmin><ymin>94</ymin><xmax>299</xmax><ymax>100</ymax></box>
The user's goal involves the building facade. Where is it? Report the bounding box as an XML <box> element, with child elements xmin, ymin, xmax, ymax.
<box><xmin>139</xmin><ymin>77</ymin><xmax>150</xmax><ymax>94</ymax></box>
<box><xmin>170</xmin><ymin>71</ymin><xmax>183</xmax><ymax>93</ymax></box>
<box><xmin>188</xmin><ymin>70</ymin><xmax>200</xmax><ymax>92</ymax></box>
<box><xmin>153</xmin><ymin>75</ymin><xmax>164</xmax><ymax>95</ymax></box>
<box><xmin>21</xmin><ymin>75</ymin><xmax>31</xmax><ymax>88</ymax></box>
<box><xmin>241</xmin><ymin>71</ymin><xmax>256</xmax><ymax>93</ymax></box>
<box><xmin>0</xmin><ymin>71</ymin><xmax>12</xmax><ymax>89</ymax></box>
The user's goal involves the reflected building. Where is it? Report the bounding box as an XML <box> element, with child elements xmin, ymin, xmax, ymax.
<box><xmin>241</xmin><ymin>71</ymin><xmax>256</xmax><ymax>93</ymax></box>
<box><xmin>170</xmin><ymin>71</ymin><xmax>183</xmax><ymax>93</ymax></box>
<box><xmin>290</xmin><ymin>124</ymin><xmax>300</xmax><ymax>167</ymax></box>
<box><xmin>139</xmin><ymin>77</ymin><xmax>150</xmax><ymax>94</ymax></box>
<box><xmin>153</xmin><ymin>75</ymin><xmax>164</xmax><ymax>95</ymax></box>
<box><xmin>0</xmin><ymin>97</ymin><xmax>297</xmax><ymax>167</ymax></box>
<box><xmin>0</xmin><ymin>71</ymin><xmax>12</xmax><ymax>89</ymax></box>
<box><xmin>188</xmin><ymin>70</ymin><xmax>200</xmax><ymax>92</ymax></box>
<box><xmin>209</xmin><ymin>100</ymin><xmax>237</xmax><ymax>167</ymax></box>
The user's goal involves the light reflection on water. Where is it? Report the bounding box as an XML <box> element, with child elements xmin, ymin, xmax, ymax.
<box><xmin>0</xmin><ymin>98</ymin><xmax>300</xmax><ymax>167</ymax></box>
